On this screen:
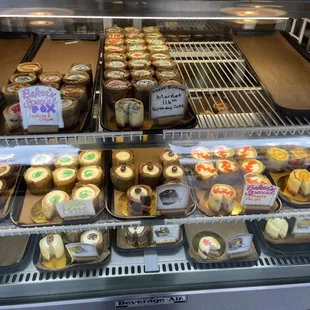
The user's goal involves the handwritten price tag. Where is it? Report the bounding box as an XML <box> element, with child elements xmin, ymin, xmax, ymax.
<box><xmin>19</xmin><ymin>85</ymin><xmax>64</xmax><ymax>129</ymax></box>
<box><xmin>150</xmin><ymin>85</ymin><xmax>187</xmax><ymax>119</ymax></box>
<box><xmin>241</xmin><ymin>184</ymin><xmax>279</xmax><ymax>206</ymax></box>
<box><xmin>56</xmin><ymin>200</ymin><xmax>95</xmax><ymax>219</ymax></box>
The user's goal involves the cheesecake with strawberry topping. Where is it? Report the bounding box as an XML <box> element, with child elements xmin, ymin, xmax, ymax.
<box><xmin>240</xmin><ymin>159</ymin><xmax>265</xmax><ymax>175</ymax></box>
<box><xmin>235</xmin><ymin>146</ymin><xmax>258</xmax><ymax>159</ymax></box>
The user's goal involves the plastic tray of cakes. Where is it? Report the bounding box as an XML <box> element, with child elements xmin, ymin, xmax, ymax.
<box><xmin>115</xmin><ymin>225</ymin><xmax>184</xmax><ymax>251</ymax></box>
<box><xmin>34</xmin><ymin>230</ymin><xmax>110</xmax><ymax>271</ymax></box>
<box><xmin>102</xmin><ymin>26</ymin><xmax>197</xmax><ymax>133</ymax></box>
<box><xmin>1</xmin><ymin>61</ymin><xmax>95</xmax><ymax>135</ymax></box>
<box><xmin>107</xmin><ymin>148</ymin><xmax>197</xmax><ymax>219</ymax></box>
<box><xmin>184</xmin><ymin>222</ymin><xmax>260</xmax><ymax>265</ymax></box>
<box><xmin>253</xmin><ymin>217</ymin><xmax>310</xmax><ymax>255</ymax></box>
<box><xmin>10</xmin><ymin>149</ymin><xmax>107</xmax><ymax>227</ymax></box>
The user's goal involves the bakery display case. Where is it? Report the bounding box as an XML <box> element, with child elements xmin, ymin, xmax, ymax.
<box><xmin>0</xmin><ymin>1</ymin><xmax>310</xmax><ymax>308</ymax></box>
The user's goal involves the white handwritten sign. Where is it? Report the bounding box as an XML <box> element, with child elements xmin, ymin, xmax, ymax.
<box><xmin>19</xmin><ymin>86</ymin><xmax>64</xmax><ymax>129</ymax></box>
<box><xmin>241</xmin><ymin>184</ymin><xmax>279</xmax><ymax>206</ymax></box>
<box><xmin>150</xmin><ymin>85</ymin><xmax>187</xmax><ymax>119</ymax></box>
<box><xmin>56</xmin><ymin>200</ymin><xmax>95</xmax><ymax>219</ymax></box>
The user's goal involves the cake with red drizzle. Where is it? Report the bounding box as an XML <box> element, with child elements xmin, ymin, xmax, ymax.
<box><xmin>3</xmin><ymin>103</ymin><xmax>22</xmax><ymax>131</ymax></box>
<box><xmin>195</xmin><ymin>162</ymin><xmax>218</xmax><ymax>188</ymax></box>
<box><xmin>235</xmin><ymin>146</ymin><xmax>258</xmax><ymax>159</ymax></box>
<box><xmin>209</xmin><ymin>184</ymin><xmax>236</xmax><ymax>214</ymax></box>
<box><xmin>216</xmin><ymin>159</ymin><xmax>239</xmax><ymax>184</ymax></box>
<box><xmin>191</xmin><ymin>146</ymin><xmax>212</xmax><ymax>161</ymax></box>
<box><xmin>212</xmin><ymin>145</ymin><xmax>234</xmax><ymax>159</ymax></box>
<box><xmin>198</xmin><ymin>236</ymin><xmax>221</xmax><ymax>259</ymax></box>
<box><xmin>240</xmin><ymin>159</ymin><xmax>265</xmax><ymax>175</ymax></box>
<box><xmin>244</xmin><ymin>173</ymin><xmax>271</xmax><ymax>185</ymax></box>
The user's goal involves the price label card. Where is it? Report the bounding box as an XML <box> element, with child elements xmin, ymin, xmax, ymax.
<box><xmin>56</xmin><ymin>200</ymin><xmax>95</xmax><ymax>219</ymax></box>
<box><xmin>156</xmin><ymin>184</ymin><xmax>190</xmax><ymax>211</ymax></box>
<box><xmin>151</xmin><ymin>225</ymin><xmax>180</xmax><ymax>244</ymax></box>
<box><xmin>241</xmin><ymin>184</ymin><xmax>279</xmax><ymax>206</ymax></box>
<box><xmin>19</xmin><ymin>85</ymin><xmax>64</xmax><ymax>129</ymax></box>
<box><xmin>150</xmin><ymin>85</ymin><xmax>187</xmax><ymax>119</ymax></box>
<box><xmin>292</xmin><ymin>218</ymin><xmax>310</xmax><ymax>235</ymax></box>
<box><xmin>226</xmin><ymin>233</ymin><xmax>253</xmax><ymax>255</ymax></box>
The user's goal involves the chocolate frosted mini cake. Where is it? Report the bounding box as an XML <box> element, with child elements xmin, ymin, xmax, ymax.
<box><xmin>125</xmin><ymin>226</ymin><xmax>149</xmax><ymax>247</ymax></box>
<box><xmin>104</xmin><ymin>79</ymin><xmax>132</xmax><ymax>107</ymax></box>
<box><xmin>17</xmin><ymin>62</ymin><xmax>42</xmax><ymax>75</ymax></box>
<box><xmin>132</xmin><ymin>78</ymin><xmax>158</xmax><ymax>107</ymax></box>
<box><xmin>115</xmin><ymin>98</ymin><xmax>144</xmax><ymax>129</ymax></box>
<box><xmin>9</xmin><ymin>72</ymin><xmax>37</xmax><ymax>84</ymax></box>
<box><xmin>2</xmin><ymin>82</ymin><xmax>29</xmax><ymax>106</ymax></box>
<box><xmin>111</xmin><ymin>164</ymin><xmax>135</xmax><ymax>191</ymax></box>
<box><xmin>127</xmin><ymin>185</ymin><xmax>153</xmax><ymax>216</ymax></box>
<box><xmin>112</xmin><ymin>150</ymin><xmax>134</xmax><ymax>166</ymax></box>
<box><xmin>138</xmin><ymin>162</ymin><xmax>163</xmax><ymax>188</ymax></box>
<box><xmin>60</xmin><ymin>84</ymin><xmax>88</xmax><ymax>112</ymax></box>
<box><xmin>104</xmin><ymin>69</ymin><xmax>130</xmax><ymax>80</ymax></box>
<box><xmin>128</xmin><ymin>59</ymin><xmax>151</xmax><ymax>69</ymax></box>
<box><xmin>72</xmin><ymin>183</ymin><xmax>101</xmax><ymax>210</ymax></box>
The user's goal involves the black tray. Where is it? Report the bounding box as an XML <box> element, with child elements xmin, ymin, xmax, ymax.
<box><xmin>105</xmin><ymin>151</ymin><xmax>198</xmax><ymax>220</ymax></box>
<box><xmin>0</xmin><ymin>234</ymin><xmax>38</xmax><ymax>275</ymax></box>
<box><xmin>265</xmin><ymin>170</ymin><xmax>310</xmax><ymax>209</ymax></box>
<box><xmin>251</xmin><ymin>220</ymin><xmax>310</xmax><ymax>256</ymax></box>
<box><xmin>114</xmin><ymin>225</ymin><xmax>185</xmax><ymax>252</ymax></box>
<box><xmin>33</xmin><ymin>232</ymin><xmax>111</xmax><ymax>272</ymax></box>
<box><xmin>10</xmin><ymin>160</ymin><xmax>108</xmax><ymax>228</ymax></box>
<box><xmin>184</xmin><ymin>221</ymin><xmax>261</xmax><ymax>267</ymax></box>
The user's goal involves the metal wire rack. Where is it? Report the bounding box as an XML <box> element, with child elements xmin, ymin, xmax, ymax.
<box><xmin>167</xmin><ymin>40</ymin><xmax>310</xmax><ymax>129</ymax></box>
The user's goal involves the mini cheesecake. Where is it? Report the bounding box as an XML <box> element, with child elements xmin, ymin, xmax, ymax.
<box><xmin>128</xmin><ymin>59</ymin><xmax>151</xmax><ymax>69</ymax></box>
<box><xmin>160</xmin><ymin>78</ymin><xmax>184</xmax><ymax>86</ymax></box>
<box><xmin>216</xmin><ymin>159</ymin><xmax>239</xmax><ymax>185</ymax></box>
<box><xmin>3</xmin><ymin>103</ymin><xmax>22</xmax><ymax>131</ymax></box>
<box><xmin>104</xmin><ymin>52</ymin><xmax>127</xmax><ymax>62</ymax></box>
<box><xmin>130</xmin><ymin>68</ymin><xmax>155</xmax><ymax>80</ymax></box>
<box><xmin>69</xmin><ymin>63</ymin><xmax>93</xmax><ymax>82</ymax></box>
<box><xmin>132</xmin><ymin>78</ymin><xmax>158</xmax><ymax>107</ymax></box>
<box><xmin>104</xmin><ymin>79</ymin><xmax>132</xmax><ymax>107</ymax></box>
<box><xmin>148</xmin><ymin>45</ymin><xmax>169</xmax><ymax>54</ymax></box>
<box><xmin>55</xmin><ymin>153</ymin><xmax>79</xmax><ymax>169</ymax></box>
<box><xmin>53</xmin><ymin>167</ymin><xmax>77</xmax><ymax>194</ymax></box>
<box><xmin>104</xmin><ymin>45</ymin><xmax>126</xmax><ymax>53</ymax></box>
<box><xmin>195</xmin><ymin>162</ymin><xmax>218</xmax><ymax>188</ymax></box>
<box><xmin>112</xmin><ymin>150</ymin><xmax>134</xmax><ymax>166</ymax></box>
<box><xmin>60</xmin><ymin>85</ymin><xmax>88</xmax><ymax>113</ymax></box>
<box><xmin>105</xmin><ymin>26</ymin><xmax>123</xmax><ymax>33</ymax></box>
<box><xmin>2</xmin><ymin>82</ymin><xmax>29</xmax><ymax>106</ymax></box>
<box><xmin>265</xmin><ymin>218</ymin><xmax>289</xmax><ymax>239</ymax></box>
<box><xmin>212</xmin><ymin>145</ymin><xmax>234</xmax><ymax>159</ymax></box>
<box><xmin>266</xmin><ymin>147</ymin><xmax>289</xmax><ymax>171</ymax></box>
<box><xmin>42</xmin><ymin>190</ymin><xmax>69</xmax><ymax>220</ymax></box>
<box><xmin>72</xmin><ymin>183</ymin><xmax>101</xmax><ymax>210</ymax></box>
<box><xmin>125</xmin><ymin>226</ymin><xmax>149</xmax><ymax>247</ymax></box>
<box><xmin>150</xmin><ymin>53</ymin><xmax>171</xmax><ymax>61</ymax></box>
<box><xmin>105</xmin><ymin>60</ymin><xmax>127</xmax><ymax>70</ymax></box>
<box><xmin>106</xmin><ymin>32</ymin><xmax>125</xmax><ymax>39</ymax></box>
<box><xmin>126</xmin><ymin>32</ymin><xmax>145</xmax><ymax>39</ymax></box>
<box><xmin>209</xmin><ymin>184</ymin><xmax>236</xmax><ymax>214</ymax></box>
<box><xmin>127</xmin><ymin>51</ymin><xmax>150</xmax><ymax>60</ymax></box>
<box><xmin>127</xmin><ymin>185</ymin><xmax>153</xmax><ymax>216</ymax></box>
<box><xmin>105</xmin><ymin>38</ymin><xmax>124</xmax><ymax>45</ymax></box>
<box><xmin>143</xmin><ymin>26</ymin><xmax>160</xmax><ymax>33</ymax></box>
<box><xmin>156</xmin><ymin>69</ymin><xmax>179</xmax><ymax>81</ymax></box>
<box><xmin>198</xmin><ymin>236</ymin><xmax>221</xmax><ymax>260</ymax></box>
<box><xmin>79</xmin><ymin>150</ymin><xmax>102</xmax><ymax>167</ymax></box>
<box><xmin>104</xmin><ymin>69</ymin><xmax>130</xmax><ymax>80</ymax></box>
<box><xmin>289</xmin><ymin>148</ymin><xmax>309</xmax><ymax>169</ymax></box>
<box><xmin>80</xmin><ymin>230</ymin><xmax>103</xmax><ymax>252</ymax></box>
<box><xmin>39</xmin><ymin>71</ymin><xmax>63</xmax><ymax>87</ymax></box>
<box><xmin>244</xmin><ymin>173</ymin><xmax>271</xmax><ymax>185</ymax></box>
<box><xmin>77</xmin><ymin>165</ymin><xmax>103</xmax><ymax>187</ymax></box>
<box><xmin>191</xmin><ymin>146</ymin><xmax>212</xmax><ymax>161</ymax></box>
<box><xmin>163</xmin><ymin>164</ymin><xmax>185</xmax><ymax>181</ymax></box>
<box><xmin>9</xmin><ymin>72</ymin><xmax>37</xmax><ymax>84</ymax></box>
<box><xmin>17</xmin><ymin>62</ymin><xmax>42</xmax><ymax>75</ymax></box>
<box><xmin>145</xmin><ymin>38</ymin><xmax>166</xmax><ymax>45</ymax></box>
<box><xmin>213</xmin><ymin>102</ymin><xmax>232</xmax><ymax>114</ymax></box>
<box><xmin>115</xmin><ymin>98</ymin><xmax>144</xmax><ymax>129</ymax></box>
<box><xmin>124</xmin><ymin>27</ymin><xmax>141</xmax><ymax>33</ymax></box>
<box><xmin>138</xmin><ymin>162</ymin><xmax>163</xmax><ymax>189</ymax></box>
<box><xmin>126</xmin><ymin>45</ymin><xmax>148</xmax><ymax>52</ymax></box>
<box><xmin>62</xmin><ymin>71</ymin><xmax>91</xmax><ymax>94</ymax></box>
<box><xmin>110</xmin><ymin>164</ymin><xmax>135</xmax><ymax>192</ymax></box>
<box><xmin>30</xmin><ymin>153</ymin><xmax>54</xmax><ymax>169</ymax></box>
<box><xmin>160</xmin><ymin>148</ymin><xmax>180</xmax><ymax>166</ymax></box>
<box><xmin>240</xmin><ymin>159</ymin><xmax>265</xmax><ymax>175</ymax></box>
<box><xmin>235</xmin><ymin>146</ymin><xmax>258</xmax><ymax>160</ymax></box>
<box><xmin>152</xmin><ymin>59</ymin><xmax>176</xmax><ymax>70</ymax></box>
<box><xmin>0</xmin><ymin>164</ymin><xmax>18</xmax><ymax>189</ymax></box>
<box><xmin>61</xmin><ymin>98</ymin><xmax>80</xmax><ymax>129</ymax></box>
<box><xmin>0</xmin><ymin>179</ymin><xmax>9</xmax><ymax>206</ymax></box>
<box><xmin>24</xmin><ymin>167</ymin><xmax>53</xmax><ymax>195</ymax></box>
<box><xmin>125</xmin><ymin>38</ymin><xmax>145</xmax><ymax>45</ymax></box>
<box><xmin>287</xmin><ymin>169</ymin><xmax>310</xmax><ymax>196</ymax></box>
<box><xmin>144</xmin><ymin>32</ymin><xmax>163</xmax><ymax>39</ymax></box>
<box><xmin>40</xmin><ymin>234</ymin><xmax>65</xmax><ymax>261</ymax></box>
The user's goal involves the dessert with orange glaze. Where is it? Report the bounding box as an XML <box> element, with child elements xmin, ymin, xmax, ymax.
<box><xmin>289</xmin><ymin>148</ymin><xmax>309</xmax><ymax>169</ymax></box>
<box><xmin>244</xmin><ymin>173</ymin><xmax>271</xmax><ymax>185</ymax></box>
<box><xmin>216</xmin><ymin>159</ymin><xmax>239</xmax><ymax>184</ymax></box>
<box><xmin>212</xmin><ymin>145</ymin><xmax>234</xmax><ymax>159</ymax></box>
<box><xmin>266</xmin><ymin>147</ymin><xmax>289</xmax><ymax>171</ymax></box>
<box><xmin>191</xmin><ymin>146</ymin><xmax>211</xmax><ymax>161</ymax></box>
<box><xmin>235</xmin><ymin>146</ymin><xmax>258</xmax><ymax>159</ymax></box>
<box><xmin>240</xmin><ymin>159</ymin><xmax>265</xmax><ymax>175</ymax></box>
<box><xmin>209</xmin><ymin>184</ymin><xmax>236</xmax><ymax>214</ymax></box>
<box><xmin>287</xmin><ymin>169</ymin><xmax>310</xmax><ymax>196</ymax></box>
<box><xmin>195</xmin><ymin>162</ymin><xmax>218</xmax><ymax>188</ymax></box>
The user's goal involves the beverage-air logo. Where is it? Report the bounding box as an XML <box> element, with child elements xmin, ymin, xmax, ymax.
<box><xmin>114</xmin><ymin>296</ymin><xmax>187</xmax><ymax>308</ymax></box>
